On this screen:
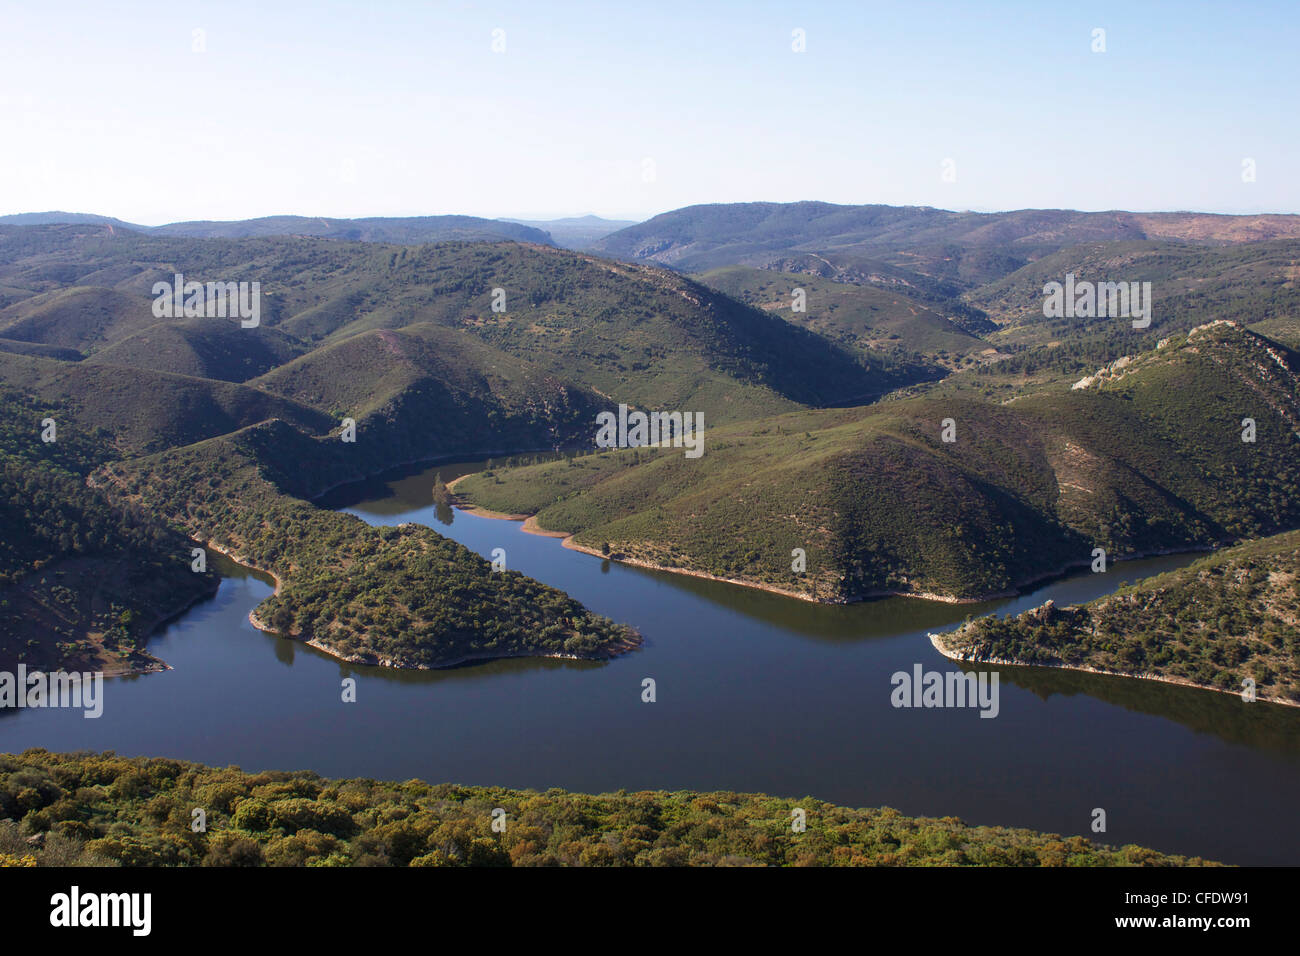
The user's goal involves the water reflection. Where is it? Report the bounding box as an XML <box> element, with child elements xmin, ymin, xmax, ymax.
<box><xmin>984</xmin><ymin>662</ymin><xmax>1300</xmax><ymax>759</ymax></box>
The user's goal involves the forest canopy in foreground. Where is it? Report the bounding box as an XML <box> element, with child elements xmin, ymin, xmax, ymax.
<box><xmin>0</xmin><ymin>750</ymin><xmax>1217</xmax><ymax>867</ymax></box>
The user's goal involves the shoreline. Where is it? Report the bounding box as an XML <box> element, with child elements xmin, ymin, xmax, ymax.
<box><xmin>295</xmin><ymin>637</ymin><xmax>641</xmax><ymax>671</ymax></box>
<box><xmin>928</xmin><ymin>632</ymin><xmax>1300</xmax><ymax>708</ymax></box>
<box><xmin>448</xmin><ymin>480</ymin><xmax>1217</xmax><ymax>606</ymax></box>
<box><xmin>448</xmin><ymin>478</ymin><xmax>977</xmax><ymax>603</ymax></box>
<box><xmin>199</xmin><ymin>537</ymin><xmax>640</xmax><ymax>671</ymax></box>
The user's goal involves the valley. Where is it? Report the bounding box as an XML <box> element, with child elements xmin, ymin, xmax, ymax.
<box><xmin>3</xmin><ymin>201</ymin><xmax>1299</xmax><ymax>869</ymax></box>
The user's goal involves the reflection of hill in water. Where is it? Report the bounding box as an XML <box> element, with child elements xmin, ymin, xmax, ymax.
<box><xmin>624</xmin><ymin>561</ymin><xmax>999</xmax><ymax>641</ymax></box>
<box><xmin>616</xmin><ymin>549</ymin><xmax>1201</xmax><ymax>644</ymax></box>
<box><xmin>979</xmin><ymin>662</ymin><xmax>1300</xmax><ymax>758</ymax></box>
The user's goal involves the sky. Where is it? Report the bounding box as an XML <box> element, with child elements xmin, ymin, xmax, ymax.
<box><xmin>0</xmin><ymin>0</ymin><xmax>1296</xmax><ymax>224</ymax></box>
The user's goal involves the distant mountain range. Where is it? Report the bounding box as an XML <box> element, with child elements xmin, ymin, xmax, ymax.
<box><xmin>0</xmin><ymin>211</ymin><xmax>639</xmax><ymax>249</ymax></box>
<box><xmin>0</xmin><ymin>211</ymin><xmax>554</xmax><ymax>245</ymax></box>
<box><xmin>11</xmin><ymin>203</ymin><xmax>1300</xmax><ymax>274</ymax></box>
<box><xmin>589</xmin><ymin>200</ymin><xmax>1300</xmax><ymax>288</ymax></box>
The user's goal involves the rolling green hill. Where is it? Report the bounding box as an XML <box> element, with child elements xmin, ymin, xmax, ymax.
<box><xmin>262</xmin><ymin>241</ymin><xmax>884</xmax><ymax>415</ymax></box>
<box><xmin>696</xmin><ymin>265</ymin><xmax>994</xmax><ymax>372</ymax></box>
<box><xmin>250</xmin><ymin>323</ymin><xmax>605</xmax><ymax>464</ymax></box>
<box><xmin>0</xmin><ymin>226</ymin><xmax>894</xmax><ymax>421</ymax></box>
<box><xmin>0</xmin><ymin>351</ymin><xmax>333</xmax><ymax>456</ymax></box>
<box><xmin>83</xmin><ymin>318</ymin><xmax>306</xmax><ymax>382</ymax></box>
<box><xmin>456</xmin><ymin>322</ymin><xmax>1300</xmax><ymax>602</ymax></box>
<box><xmin>934</xmin><ymin>528</ymin><xmax>1300</xmax><ymax>705</ymax></box>
<box><xmin>0</xmin><ymin>287</ymin><xmax>158</xmax><ymax>351</ymax></box>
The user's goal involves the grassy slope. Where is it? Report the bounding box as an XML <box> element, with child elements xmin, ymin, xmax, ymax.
<box><xmin>0</xmin><ymin>287</ymin><xmax>158</xmax><ymax>351</ymax></box>
<box><xmin>0</xmin><ymin>351</ymin><xmax>332</xmax><ymax>456</ymax></box>
<box><xmin>456</xmin><ymin>323</ymin><xmax>1300</xmax><ymax>601</ymax></box>
<box><xmin>248</xmin><ymin>323</ymin><xmax>606</xmax><ymax>462</ymax></box>
<box><xmin>0</xmin><ymin>750</ymin><xmax>1213</xmax><ymax>867</ymax></box>
<box><xmin>970</xmin><ymin>239</ymin><xmax>1300</xmax><ymax>347</ymax></box>
<box><xmin>695</xmin><ymin>265</ymin><xmax>991</xmax><ymax>372</ymax></box>
<box><xmin>934</xmin><ymin>529</ymin><xmax>1300</xmax><ymax>705</ymax></box>
<box><xmin>83</xmin><ymin>318</ymin><xmax>306</xmax><ymax>382</ymax></box>
<box><xmin>1249</xmin><ymin>315</ymin><xmax>1300</xmax><ymax>350</ymax></box>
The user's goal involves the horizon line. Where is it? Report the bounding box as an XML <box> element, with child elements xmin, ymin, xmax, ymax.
<box><xmin>5</xmin><ymin>201</ymin><xmax>1300</xmax><ymax>229</ymax></box>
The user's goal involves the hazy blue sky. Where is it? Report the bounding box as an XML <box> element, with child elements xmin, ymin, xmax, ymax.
<box><xmin>1</xmin><ymin>0</ymin><xmax>1295</xmax><ymax>223</ymax></box>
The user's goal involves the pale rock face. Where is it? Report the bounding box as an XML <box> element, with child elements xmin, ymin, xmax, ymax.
<box><xmin>1187</xmin><ymin>318</ymin><xmax>1241</xmax><ymax>340</ymax></box>
<box><xmin>1072</xmin><ymin>354</ymin><xmax>1135</xmax><ymax>390</ymax></box>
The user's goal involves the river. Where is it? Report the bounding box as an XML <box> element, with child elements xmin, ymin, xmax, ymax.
<box><xmin>4</xmin><ymin>456</ymin><xmax>1298</xmax><ymax>864</ymax></box>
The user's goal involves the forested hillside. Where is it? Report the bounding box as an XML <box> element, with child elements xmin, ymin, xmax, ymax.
<box><xmin>457</xmin><ymin>322</ymin><xmax>1300</xmax><ymax>602</ymax></box>
<box><xmin>0</xmin><ymin>225</ymin><xmax>894</xmax><ymax>417</ymax></box>
<box><xmin>91</xmin><ymin>419</ymin><xmax>637</xmax><ymax>668</ymax></box>
<box><xmin>696</xmin><ymin>265</ymin><xmax>995</xmax><ymax>372</ymax></box>
<box><xmin>0</xmin><ymin>387</ymin><xmax>217</xmax><ymax>672</ymax></box>
<box><xmin>0</xmin><ymin>750</ymin><xmax>1213</xmax><ymax>867</ymax></box>
<box><xmin>934</xmin><ymin>529</ymin><xmax>1300</xmax><ymax>704</ymax></box>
